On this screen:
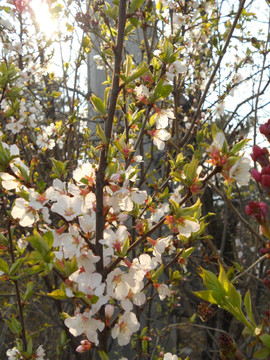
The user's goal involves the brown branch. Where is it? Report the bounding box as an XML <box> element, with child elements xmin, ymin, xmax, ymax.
<box><xmin>95</xmin><ymin>0</ymin><xmax>127</xmax><ymax>274</ymax></box>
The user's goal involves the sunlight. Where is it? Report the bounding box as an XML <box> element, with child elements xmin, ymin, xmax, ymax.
<box><xmin>31</xmin><ymin>0</ymin><xmax>58</xmax><ymax>38</ymax></box>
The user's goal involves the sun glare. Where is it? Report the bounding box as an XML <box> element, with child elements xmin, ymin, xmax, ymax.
<box><xmin>31</xmin><ymin>0</ymin><xmax>58</xmax><ymax>38</ymax></box>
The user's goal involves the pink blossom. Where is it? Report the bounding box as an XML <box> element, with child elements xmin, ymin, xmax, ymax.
<box><xmin>251</xmin><ymin>145</ymin><xmax>269</xmax><ymax>167</ymax></box>
<box><xmin>245</xmin><ymin>201</ymin><xmax>268</xmax><ymax>224</ymax></box>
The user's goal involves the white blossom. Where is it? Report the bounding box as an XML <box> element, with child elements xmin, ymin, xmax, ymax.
<box><xmin>111</xmin><ymin>311</ymin><xmax>140</xmax><ymax>346</ymax></box>
<box><xmin>229</xmin><ymin>157</ymin><xmax>251</xmax><ymax>186</ymax></box>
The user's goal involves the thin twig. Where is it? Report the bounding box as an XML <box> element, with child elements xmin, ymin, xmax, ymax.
<box><xmin>179</xmin><ymin>0</ymin><xmax>247</xmax><ymax>148</ymax></box>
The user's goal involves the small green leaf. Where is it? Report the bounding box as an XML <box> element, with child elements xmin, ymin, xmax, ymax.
<box><xmin>254</xmin><ymin>348</ymin><xmax>270</xmax><ymax>359</ymax></box>
<box><xmin>160</xmin><ymin>84</ymin><xmax>172</xmax><ymax>98</ymax></box>
<box><xmin>169</xmin><ymin>199</ymin><xmax>180</xmax><ymax>215</ymax></box>
<box><xmin>140</xmin><ymin>327</ymin><xmax>148</xmax><ymax>338</ymax></box>
<box><xmin>5</xmin><ymin>314</ymin><xmax>23</xmax><ymax>335</ymax></box>
<box><xmin>193</xmin><ymin>290</ymin><xmax>219</xmax><ymax>305</ymax></box>
<box><xmin>23</xmin><ymin>282</ymin><xmax>34</xmax><ymax>301</ymax></box>
<box><xmin>91</xmin><ymin>95</ymin><xmax>107</xmax><ymax>116</ymax></box>
<box><xmin>181</xmin><ymin>247</ymin><xmax>195</xmax><ymax>258</ymax></box>
<box><xmin>125</xmin><ymin>63</ymin><xmax>148</xmax><ymax>84</ymax></box>
<box><xmin>27</xmin><ymin>231</ymin><xmax>50</xmax><ymax>258</ymax></box>
<box><xmin>227</xmin><ymin>283</ymin><xmax>242</xmax><ymax>309</ymax></box>
<box><xmin>230</xmin><ymin>138</ymin><xmax>250</xmax><ymax>155</ymax></box>
<box><xmin>129</xmin><ymin>0</ymin><xmax>144</xmax><ymax>14</ymax></box>
<box><xmin>121</xmin><ymin>237</ymin><xmax>130</xmax><ymax>257</ymax></box>
<box><xmin>260</xmin><ymin>334</ymin><xmax>270</xmax><ymax>349</ymax></box>
<box><xmin>44</xmin><ymin>231</ymin><xmax>54</xmax><ymax>250</ymax></box>
<box><xmin>98</xmin><ymin>350</ymin><xmax>110</xmax><ymax>360</ymax></box>
<box><xmin>218</xmin><ymin>263</ymin><xmax>230</xmax><ymax>293</ymax></box>
<box><xmin>184</xmin><ymin>156</ymin><xmax>199</xmax><ymax>185</ymax></box>
<box><xmin>27</xmin><ymin>337</ymin><xmax>33</xmax><ymax>355</ymax></box>
<box><xmin>47</xmin><ymin>289</ymin><xmax>68</xmax><ymax>300</ymax></box>
<box><xmin>9</xmin><ymin>258</ymin><xmax>23</xmax><ymax>276</ymax></box>
<box><xmin>198</xmin><ymin>267</ymin><xmax>224</xmax><ymax>295</ymax></box>
<box><xmin>151</xmin><ymin>264</ymin><xmax>164</xmax><ymax>281</ymax></box>
<box><xmin>96</xmin><ymin>123</ymin><xmax>108</xmax><ymax>143</ymax></box>
<box><xmin>179</xmin><ymin>198</ymin><xmax>201</xmax><ymax>217</ymax></box>
<box><xmin>244</xmin><ymin>290</ymin><xmax>256</xmax><ymax>326</ymax></box>
<box><xmin>0</xmin><ymin>258</ymin><xmax>9</xmax><ymax>274</ymax></box>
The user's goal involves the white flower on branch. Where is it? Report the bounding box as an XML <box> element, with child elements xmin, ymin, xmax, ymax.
<box><xmin>229</xmin><ymin>157</ymin><xmax>251</xmax><ymax>186</ymax></box>
<box><xmin>51</xmin><ymin>195</ymin><xmax>83</xmax><ymax>221</ymax></box>
<box><xmin>65</xmin><ymin>309</ymin><xmax>104</xmax><ymax>346</ymax></box>
<box><xmin>111</xmin><ymin>311</ymin><xmax>140</xmax><ymax>346</ymax></box>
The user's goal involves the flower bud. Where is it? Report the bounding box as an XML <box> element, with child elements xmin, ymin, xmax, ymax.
<box><xmin>105</xmin><ymin>304</ymin><xmax>114</xmax><ymax>327</ymax></box>
<box><xmin>76</xmin><ymin>340</ymin><xmax>91</xmax><ymax>353</ymax></box>
<box><xmin>251</xmin><ymin>168</ymin><xmax>261</xmax><ymax>182</ymax></box>
<box><xmin>251</xmin><ymin>145</ymin><xmax>269</xmax><ymax>167</ymax></box>
<box><xmin>245</xmin><ymin>201</ymin><xmax>268</xmax><ymax>224</ymax></box>
<box><xmin>260</xmin><ymin>119</ymin><xmax>270</xmax><ymax>141</ymax></box>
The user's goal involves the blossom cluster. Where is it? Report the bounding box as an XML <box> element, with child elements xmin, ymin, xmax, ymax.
<box><xmin>245</xmin><ymin>119</ymin><xmax>270</xmax><ymax>238</ymax></box>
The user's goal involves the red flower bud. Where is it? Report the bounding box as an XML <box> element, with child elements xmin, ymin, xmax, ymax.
<box><xmin>251</xmin><ymin>145</ymin><xmax>269</xmax><ymax>167</ymax></box>
<box><xmin>260</xmin><ymin>119</ymin><xmax>270</xmax><ymax>141</ymax></box>
<box><xmin>245</xmin><ymin>201</ymin><xmax>268</xmax><ymax>224</ymax></box>
<box><xmin>261</xmin><ymin>174</ymin><xmax>270</xmax><ymax>188</ymax></box>
<box><xmin>251</xmin><ymin>168</ymin><xmax>262</xmax><ymax>182</ymax></box>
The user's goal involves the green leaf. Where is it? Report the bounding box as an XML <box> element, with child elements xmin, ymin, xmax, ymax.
<box><xmin>82</xmin><ymin>35</ymin><xmax>91</xmax><ymax>51</ymax></box>
<box><xmin>121</xmin><ymin>237</ymin><xmax>130</xmax><ymax>257</ymax></box>
<box><xmin>151</xmin><ymin>264</ymin><xmax>164</xmax><ymax>281</ymax></box>
<box><xmin>51</xmin><ymin>158</ymin><xmax>68</xmax><ymax>179</ymax></box>
<box><xmin>218</xmin><ymin>263</ymin><xmax>230</xmax><ymax>293</ymax></box>
<box><xmin>254</xmin><ymin>348</ymin><xmax>270</xmax><ymax>359</ymax></box>
<box><xmin>0</xmin><ymin>258</ymin><xmax>9</xmax><ymax>274</ymax></box>
<box><xmin>244</xmin><ymin>290</ymin><xmax>256</xmax><ymax>326</ymax></box>
<box><xmin>91</xmin><ymin>95</ymin><xmax>107</xmax><ymax>116</ymax></box>
<box><xmin>130</xmin><ymin>16</ymin><xmax>138</xmax><ymax>27</ymax></box>
<box><xmin>96</xmin><ymin>123</ymin><xmax>108</xmax><ymax>143</ymax></box>
<box><xmin>43</xmin><ymin>250</ymin><xmax>55</xmax><ymax>263</ymax></box>
<box><xmin>9</xmin><ymin>258</ymin><xmax>23</xmax><ymax>276</ymax></box>
<box><xmin>152</xmin><ymin>79</ymin><xmax>172</xmax><ymax>100</ymax></box>
<box><xmin>98</xmin><ymin>350</ymin><xmax>110</xmax><ymax>360</ymax></box>
<box><xmin>153</xmin><ymin>79</ymin><xmax>164</xmax><ymax>99</ymax></box>
<box><xmin>124</xmin><ymin>55</ymin><xmax>133</xmax><ymax>78</ymax></box>
<box><xmin>27</xmin><ymin>250</ymin><xmax>43</xmax><ymax>265</ymax></box>
<box><xmin>161</xmin><ymin>37</ymin><xmax>174</xmax><ymax>63</ymax></box>
<box><xmin>47</xmin><ymin>289</ymin><xmax>68</xmax><ymax>300</ymax></box>
<box><xmin>125</xmin><ymin>63</ymin><xmax>148</xmax><ymax>84</ymax></box>
<box><xmin>142</xmin><ymin>339</ymin><xmax>148</xmax><ymax>353</ymax></box>
<box><xmin>140</xmin><ymin>327</ymin><xmax>148</xmax><ymax>338</ymax></box>
<box><xmin>260</xmin><ymin>334</ymin><xmax>270</xmax><ymax>349</ymax></box>
<box><xmin>211</xmin><ymin>123</ymin><xmax>222</xmax><ymax>140</ymax></box>
<box><xmin>184</xmin><ymin>156</ymin><xmax>199</xmax><ymax>185</ymax></box>
<box><xmin>44</xmin><ymin>231</ymin><xmax>54</xmax><ymax>250</ymax></box>
<box><xmin>0</xmin><ymin>233</ymin><xmax>8</xmax><ymax>246</ymax></box>
<box><xmin>23</xmin><ymin>282</ymin><xmax>34</xmax><ymax>301</ymax></box>
<box><xmin>27</xmin><ymin>337</ymin><xmax>33</xmax><ymax>355</ymax></box>
<box><xmin>129</xmin><ymin>0</ymin><xmax>144</xmax><ymax>14</ymax></box>
<box><xmin>193</xmin><ymin>290</ymin><xmax>219</xmax><ymax>305</ymax></box>
<box><xmin>198</xmin><ymin>267</ymin><xmax>224</xmax><ymax>295</ymax></box>
<box><xmin>179</xmin><ymin>198</ymin><xmax>201</xmax><ymax>217</ymax></box>
<box><xmin>181</xmin><ymin>247</ymin><xmax>195</xmax><ymax>258</ymax></box>
<box><xmin>227</xmin><ymin>283</ymin><xmax>242</xmax><ymax>310</ymax></box>
<box><xmin>27</xmin><ymin>231</ymin><xmax>50</xmax><ymax>258</ymax></box>
<box><xmin>230</xmin><ymin>138</ymin><xmax>250</xmax><ymax>155</ymax></box>
<box><xmin>5</xmin><ymin>314</ymin><xmax>23</xmax><ymax>335</ymax></box>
